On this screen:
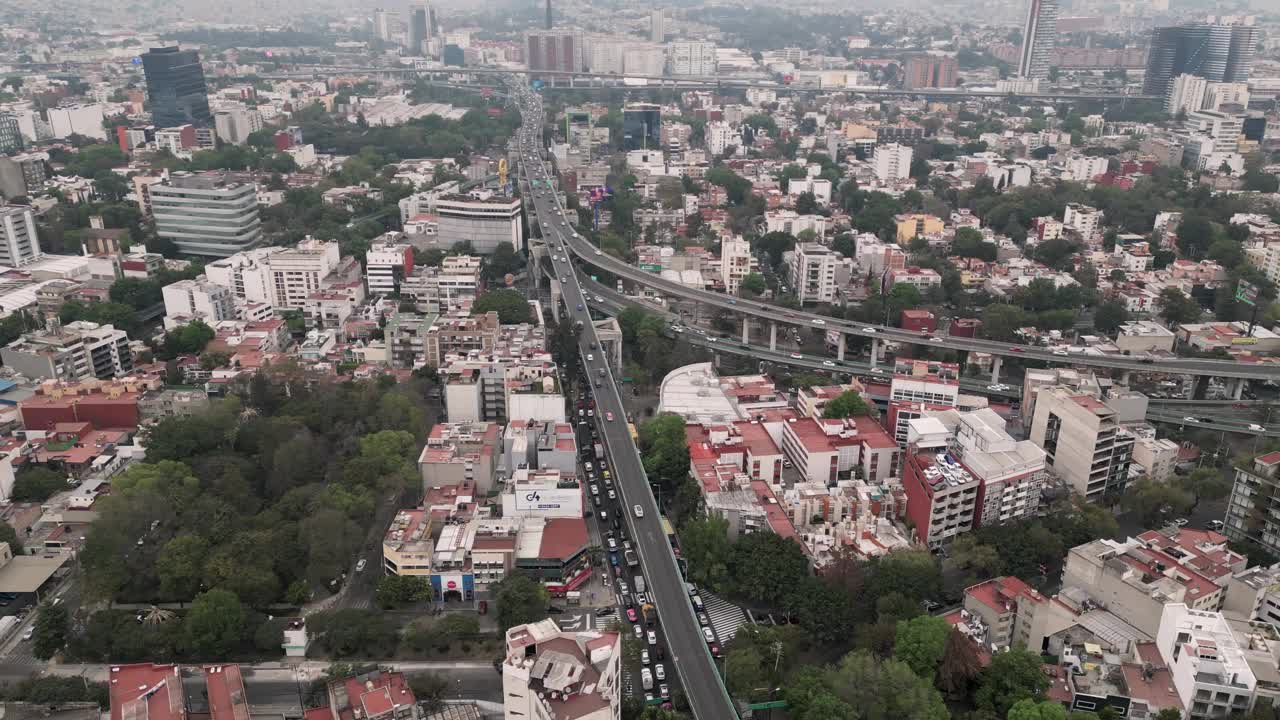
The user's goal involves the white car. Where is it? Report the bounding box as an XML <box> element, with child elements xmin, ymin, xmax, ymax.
<box><xmin>586</xmin><ymin>353</ymin><xmax>594</xmax><ymax>362</ymax></box>
<box><xmin>702</xmin><ymin>627</ymin><xmax>714</xmax><ymax>643</ymax></box>
<box><xmin>633</xmin><ymin>504</ymin><xmax>645</xmax><ymax>518</ymax></box>
<box><xmin>646</xmin><ymin>630</ymin><xmax>658</xmax><ymax>646</ymax></box>
<box><xmin>790</xmin><ymin>353</ymin><xmax>803</xmax><ymax>359</ymax></box>
<box><xmin>987</xmin><ymin>384</ymin><xmax>1002</xmax><ymax>391</ymax></box>
<box><xmin>654</xmin><ymin>664</ymin><xmax>666</xmax><ymax>681</ymax></box>
<box><xmin>930</xmin><ymin>337</ymin><xmax>944</xmax><ymax>343</ymax></box>
<box><xmin>633</xmin><ymin>625</ymin><xmax>644</xmax><ymax>640</ymax></box>
<box><xmin>595</xmin><ymin>249</ymin><xmax>603</xmax><ymax>255</ymax></box>
<box><xmin>641</xmin><ymin>649</ymin><xmax>650</xmax><ymax>664</ymax></box>
<box><xmin>1250</xmin><ymin>424</ymin><xmax>1265</xmax><ymax>431</ymax></box>
<box><xmin>1182</xmin><ymin>416</ymin><xmax>1199</xmax><ymax>423</ymax></box>
<box><xmin>355</xmin><ymin>559</ymin><xmax>367</xmax><ymax>572</ymax></box>
<box><xmin>606</xmin><ymin>537</ymin><xmax>617</xmax><ymax>551</ymax></box>
<box><xmin>811</xmin><ymin>318</ymin><xmax>825</xmax><ymax>325</ymax></box>
<box><xmin>823</xmin><ymin>361</ymin><xmax>836</xmax><ymax>367</ymax></box>
<box><xmin>870</xmin><ymin>368</ymin><xmax>884</xmax><ymax>374</ymax></box>
<box><xmin>1052</xmin><ymin>350</ymin><xmax>1069</xmax><ymax>356</ymax></box>
<box><xmin>863</xmin><ymin>327</ymin><xmax>877</xmax><ymax>334</ymax></box>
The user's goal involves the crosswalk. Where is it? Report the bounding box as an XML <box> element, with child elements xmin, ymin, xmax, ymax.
<box><xmin>700</xmin><ymin>591</ymin><xmax>747</xmax><ymax>645</ymax></box>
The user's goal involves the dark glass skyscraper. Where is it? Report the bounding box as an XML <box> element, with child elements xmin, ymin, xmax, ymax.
<box><xmin>1143</xmin><ymin>21</ymin><xmax>1257</xmax><ymax>100</ymax></box>
<box><xmin>141</xmin><ymin>46</ymin><xmax>212</xmax><ymax>129</ymax></box>
<box><xmin>622</xmin><ymin>104</ymin><xmax>661</xmax><ymax>151</ymax></box>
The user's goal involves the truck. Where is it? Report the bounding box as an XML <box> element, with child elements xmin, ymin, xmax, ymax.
<box><xmin>624</xmin><ymin>549</ymin><xmax>639</xmax><ymax>567</ymax></box>
<box><xmin>594</xmin><ymin>442</ymin><xmax>604</xmax><ymax>460</ymax></box>
<box><xmin>641</xmin><ymin>603</ymin><xmax>656</xmax><ymax>627</ymax></box>
<box><xmin>633</xmin><ymin>574</ymin><xmax>646</xmax><ymax>593</ymax></box>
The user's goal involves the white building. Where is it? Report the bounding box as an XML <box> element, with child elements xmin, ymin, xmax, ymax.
<box><xmin>366</xmin><ymin>240</ymin><xmax>414</xmax><ymax>296</ymax></box>
<box><xmin>501</xmin><ymin>619</ymin><xmax>621</xmax><ymax>720</ymax></box>
<box><xmin>266</xmin><ymin>238</ymin><xmax>343</xmax><ymax>309</ymax></box>
<box><xmin>787</xmin><ymin>177</ymin><xmax>832</xmax><ymax>206</ymax></box>
<box><xmin>204</xmin><ymin>247</ymin><xmax>279</xmax><ymax>307</ymax></box>
<box><xmin>0</xmin><ymin>205</ymin><xmax>42</xmax><ymax>267</ymax></box>
<box><xmin>1028</xmin><ymin>386</ymin><xmax>1134</xmax><ymax>501</ymax></box>
<box><xmin>873</xmin><ymin>143</ymin><xmax>913</xmax><ymax>184</ymax></box>
<box><xmin>401</xmin><ymin>255</ymin><xmax>483</xmax><ymax>312</ymax></box>
<box><xmin>1167</xmin><ymin>74</ymin><xmax>1209</xmax><ymax>115</ymax></box>
<box><xmin>1065</xmin><ymin>155</ymin><xmax>1109</xmax><ymax>183</ymax></box>
<box><xmin>764</xmin><ymin>211</ymin><xmax>828</xmax><ymax>237</ymax></box>
<box><xmin>161</xmin><ymin>278</ymin><xmax>236</xmax><ymax>329</ymax></box>
<box><xmin>1132</xmin><ymin>435</ymin><xmax>1179</xmax><ymax>482</ymax></box>
<box><xmin>1156</xmin><ymin>604</ymin><xmax>1257</xmax><ymax>720</ymax></box>
<box><xmin>1204</xmin><ymin>82</ymin><xmax>1250</xmax><ymax>111</ymax></box>
<box><xmin>213</xmin><ymin>106</ymin><xmax>264</xmax><ymax>146</ymax></box>
<box><xmin>1063</xmin><ymin>203</ymin><xmax>1103</xmax><ymax>240</ymax></box>
<box><xmin>720</xmin><ymin>235</ymin><xmax>754</xmax><ymax>296</ymax></box>
<box><xmin>1187</xmin><ymin>110</ymin><xmax>1243</xmax><ymax>154</ymax></box>
<box><xmin>434</xmin><ymin>190</ymin><xmax>524</xmax><ymax>254</ymax></box>
<box><xmin>46</xmin><ymin>104</ymin><xmax>107</xmax><ymax>141</ymax></box>
<box><xmin>787</xmin><ymin>243</ymin><xmax>837</xmax><ymax>304</ymax></box>
<box><xmin>668</xmin><ymin>41</ymin><xmax>717</xmax><ymax>76</ymax></box>
<box><xmin>705</xmin><ymin>121</ymin><xmax>735</xmax><ymax>156</ymax></box>
<box><xmin>623</xmin><ymin>43</ymin><xmax>666</xmax><ymax>76</ymax></box>
<box><xmin>150</xmin><ymin>172</ymin><xmax>263</xmax><ymax>257</ymax></box>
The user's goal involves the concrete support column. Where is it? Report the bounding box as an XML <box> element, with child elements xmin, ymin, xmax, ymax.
<box><xmin>742</xmin><ymin>317</ymin><xmax>750</xmax><ymax>344</ymax></box>
<box><xmin>770</xmin><ymin>322</ymin><xmax>777</xmax><ymax>351</ymax></box>
<box><xmin>1193</xmin><ymin>375</ymin><xmax>1210</xmax><ymax>400</ymax></box>
<box><xmin>837</xmin><ymin>333</ymin><xmax>846</xmax><ymax>362</ymax></box>
<box><xmin>870</xmin><ymin>338</ymin><xmax>880</xmax><ymax>367</ymax></box>
<box><xmin>1232</xmin><ymin>378</ymin><xmax>1246</xmax><ymax>400</ymax></box>
<box><xmin>991</xmin><ymin>356</ymin><xmax>1003</xmax><ymax>384</ymax></box>
<box><xmin>1120</xmin><ymin>371</ymin><xmax>1131</xmax><ymax>386</ymax></box>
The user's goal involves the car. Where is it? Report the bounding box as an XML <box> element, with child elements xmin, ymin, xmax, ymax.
<box><xmin>930</xmin><ymin>337</ymin><xmax>944</xmax><ymax>343</ymax></box>
<box><xmin>595</xmin><ymin>379</ymin><xmax>602</xmax><ymax>388</ymax></box>
<box><xmin>823</xmin><ymin>360</ymin><xmax>836</xmax><ymax>367</ymax></box>
<box><xmin>691</xmin><ymin>595</ymin><xmax>704</xmax><ymax>611</ymax></box>
<box><xmin>1173</xmin><ymin>518</ymin><xmax>1189</xmax><ymax>527</ymax></box>
<box><xmin>641</xmin><ymin>649</ymin><xmax>651</xmax><ymax>664</ymax></box>
<box><xmin>987</xmin><ymin>384</ymin><xmax>1002</xmax><ymax>391</ymax></box>
<box><xmin>608</xmin><ymin>489</ymin><xmax>617</xmax><ymax>501</ymax></box>
<box><xmin>782</xmin><ymin>458</ymin><xmax>793</xmax><ymax>468</ymax></box>
<box><xmin>1052</xmin><ymin>349</ymin><xmax>1069</xmax><ymax>356</ymax></box>
<box><xmin>633</xmin><ymin>624</ymin><xmax>644</xmax><ymax>640</ymax></box>
<box><xmin>697</xmin><ymin>612</ymin><xmax>709</xmax><ymax>626</ymax></box>
<box><xmin>600</xmin><ymin>510</ymin><xmax>609</xmax><ymax>523</ymax></box>
<box><xmin>600</xmin><ymin>572</ymin><xmax>610</xmax><ymax>587</ymax></box>
<box><xmin>634</xmin><ymin>504</ymin><xmax>644</xmax><ymax>518</ymax></box>
<box><xmin>592</xmin><ymin>484</ymin><xmax>601</xmax><ymax>496</ymax></box>
<box><xmin>355</xmin><ymin>559</ymin><xmax>367</xmax><ymax>572</ymax></box>
<box><xmin>561</xmin><ymin>276</ymin><xmax>569</xmax><ymax>283</ymax></box>
<box><xmin>709</xmin><ymin>642</ymin><xmax>721</xmax><ymax>657</ymax></box>
<box><xmin>728</xmin><ymin>299</ymin><xmax>737</xmax><ymax>305</ymax></box>
<box><xmin>577</xmin><ymin>303</ymin><xmax>584</xmax><ymax>311</ymax></box>
<box><xmin>702</xmin><ymin>627</ymin><xmax>715</xmax><ymax>643</ymax></box>
<box><xmin>605</xmin><ymin>412</ymin><xmax>615</xmax><ymax>421</ymax></box>
<box><xmin>1251</xmin><ymin>424</ymin><xmax>1266</xmax><ymax>431</ymax></box>
<box><xmin>22</xmin><ymin>628</ymin><xmax>32</xmax><ymax>641</ymax></box>
<box><xmin>811</xmin><ymin>318</ymin><xmax>826</xmax><ymax>325</ymax></box>
<box><xmin>606</xmin><ymin>537</ymin><xmax>617</xmax><ymax>550</ymax></box>
<box><xmin>618</xmin><ymin>579</ymin><xmax>629</xmax><ymax>595</ymax></box>
<box><xmin>595</xmin><ymin>249</ymin><xmax>603</xmax><ymax>256</ymax></box>
<box><xmin>863</xmin><ymin>327</ymin><xmax>876</xmax><ymax>334</ymax></box>
<box><xmin>870</xmin><ymin>368</ymin><xmax>884</xmax><ymax>374</ymax></box>
<box><xmin>654</xmin><ymin>664</ymin><xmax>666</xmax><ymax>681</ymax></box>
<box><xmin>586</xmin><ymin>353</ymin><xmax>595</xmax><ymax>362</ymax></box>
<box><xmin>1010</xmin><ymin>347</ymin><xmax>1024</xmax><ymax>353</ymax></box>
<box><xmin>790</xmin><ymin>353</ymin><xmax>803</xmax><ymax>359</ymax></box>
<box><xmin>1183</xmin><ymin>416</ymin><xmax>1199</xmax><ymax>423</ymax></box>
<box><xmin>659</xmin><ymin>683</ymin><xmax>670</xmax><ymax>699</ymax></box>
<box><xmin>1208</xmin><ymin>520</ymin><xmax>1225</xmax><ymax>531</ymax></box>
<box><xmin>627</xmin><ymin>607</ymin><xmax>638</xmax><ymax>622</ymax></box>
<box><xmin>647</xmin><ymin>630</ymin><xmax>658</xmax><ymax>646</ymax></box>
<box><xmin>592</xmin><ymin>495</ymin><xmax>601</xmax><ymax>507</ymax></box>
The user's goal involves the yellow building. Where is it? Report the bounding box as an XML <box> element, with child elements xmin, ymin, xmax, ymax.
<box><xmin>894</xmin><ymin>214</ymin><xmax>945</xmax><ymax>245</ymax></box>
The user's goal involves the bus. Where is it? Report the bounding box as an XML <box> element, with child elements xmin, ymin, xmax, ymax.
<box><xmin>627</xmin><ymin>423</ymin><xmax>639</xmax><ymax>444</ymax></box>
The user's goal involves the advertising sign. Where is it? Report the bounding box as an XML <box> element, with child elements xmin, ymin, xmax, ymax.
<box><xmin>515</xmin><ymin>487</ymin><xmax>580</xmax><ymax>512</ymax></box>
<box><xmin>1237</xmin><ymin>279</ymin><xmax>1259</xmax><ymax>306</ymax></box>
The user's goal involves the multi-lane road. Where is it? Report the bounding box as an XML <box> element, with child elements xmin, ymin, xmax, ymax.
<box><xmin>512</xmin><ymin>83</ymin><xmax>738</xmax><ymax>720</ymax></box>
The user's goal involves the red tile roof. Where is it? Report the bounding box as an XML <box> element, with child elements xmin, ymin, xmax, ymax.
<box><xmin>539</xmin><ymin>517</ymin><xmax>588</xmax><ymax>560</ymax></box>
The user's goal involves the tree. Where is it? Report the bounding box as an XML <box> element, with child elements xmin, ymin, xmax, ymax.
<box><xmin>376</xmin><ymin>575</ymin><xmax>433</xmax><ymax>608</ymax></box>
<box><xmin>160</xmin><ymin>320</ymin><xmax>216</xmax><ymax>357</ymax></box>
<box><xmin>109</xmin><ymin>277</ymin><xmax>163</xmax><ymax>310</ymax></box>
<box><xmin>11</xmin><ymin>467</ymin><xmax>66</xmax><ymax>502</ymax></box>
<box><xmin>472</xmin><ymin>289</ymin><xmax>533</xmax><ymax>324</ymax></box>
<box><xmin>186</xmin><ymin>589</ymin><xmax>247</xmax><ymax>659</ymax></box>
<box><xmin>407</xmin><ymin>673</ymin><xmax>448</xmax><ymax>714</ymax></box>
<box><xmin>679</xmin><ymin>515</ymin><xmax>731</xmax><ymax>590</ymax></box>
<box><xmin>485</xmin><ymin>242</ymin><xmax>524</xmax><ymax>283</ymax></box>
<box><xmin>981</xmin><ymin>304</ymin><xmax>1028</xmax><ymax>341</ymax></box>
<box><xmin>755</xmin><ymin>231</ymin><xmax>796</xmax><ymax>269</ymax></box>
<box><xmin>724</xmin><ymin>645</ymin><xmax>765</xmax><ymax>698</ymax></box>
<box><xmin>1093</xmin><ymin>300</ymin><xmax>1130</xmax><ymax>335</ymax></box>
<box><xmin>952</xmin><ymin>227</ymin><xmax>996</xmax><ymax>261</ymax></box>
<box><xmin>824</xmin><ymin>390</ymin><xmax>875</xmax><ymax>419</ymax></box>
<box><xmin>1009</xmin><ymin>699</ymin><xmax>1070</xmax><ymax>720</ymax></box>
<box><xmin>725</xmin><ymin>532</ymin><xmax>810</xmax><ymax>607</ymax></box>
<box><xmin>975</xmin><ymin>649</ymin><xmax>1050</xmax><ymax>715</ymax></box>
<box><xmin>938</xmin><ymin>628</ymin><xmax>982</xmax><ymax>698</ymax></box>
<box><xmin>795</xmin><ymin>191</ymin><xmax>819</xmax><ymax>215</ymax></box>
<box><xmin>826</xmin><ymin>651</ymin><xmax>949</xmax><ymax>720</ymax></box>
<box><xmin>156</xmin><ymin>534</ymin><xmax>210</xmax><ymax>600</ymax></box>
<box><xmin>32</xmin><ymin>603</ymin><xmax>69</xmax><ymax>660</ymax></box>
<box><xmin>1176</xmin><ymin>215</ymin><xmax>1215</xmax><ymax>258</ymax></box>
<box><xmin>886</xmin><ymin>283</ymin><xmax>923</xmax><ymax>323</ymax></box>
<box><xmin>494</xmin><ymin>574</ymin><xmax>550</xmax><ymax>632</ymax></box>
<box><xmin>740</xmin><ymin>273</ymin><xmax>766</xmax><ymax>297</ymax></box>
<box><xmin>1157</xmin><ymin>287</ymin><xmax>1201</xmax><ymax>326</ymax></box>
<box><xmin>1179</xmin><ymin>467</ymin><xmax>1231</xmax><ymax>507</ymax></box>
<box><xmin>894</xmin><ymin>615</ymin><xmax>951</xmax><ymax>679</ymax></box>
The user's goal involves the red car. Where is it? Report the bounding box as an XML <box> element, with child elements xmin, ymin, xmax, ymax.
<box><xmin>626</xmin><ymin>608</ymin><xmax>638</xmax><ymax>622</ymax></box>
<box><xmin>1010</xmin><ymin>347</ymin><xmax>1024</xmax><ymax>353</ymax></box>
<box><xmin>605</xmin><ymin>412</ymin><xmax>615</xmax><ymax>421</ymax></box>
<box><xmin>709</xmin><ymin>643</ymin><xmax>721</xmax><ymax>657</ymax></box>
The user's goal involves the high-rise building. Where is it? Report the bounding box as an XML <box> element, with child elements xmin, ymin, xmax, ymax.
<box><xmin>1028</xmin><ymin>387</ymin><xmax>1134</xmax><ymax>501</ymax></box>
<box><xmin>365</xmin><ymin>240</ymin><xmax>414</xmax><ymax>295</ymax></box>
<box><xmin>1166</xmin><ymin>73</ymin><xmax>1209</xmax><ymax>115</ymax></box>
<box><xmin>1143</xmin><ymin>20</ymin><xmax>1258</xmax><ymax>101</ymax></box>
<box><xmin>622</xmin><ymin>103</ymin><xmax>661</xmax><ymax>151</ymax></box>
<box><xmin>213</xmin><ymin>107</ymin><xmax>263</xmax><ymax>146</ymax></box>
<box><xmin>141</xmin><ymin>46</ymin><xmax>212</xmax><ymax>129</ymax></box>
<box><xmin>434</xmin><ymin>190</ymin><xmax>524</xmax><ymax>254</ymax></box>
<box><xmin>787</xmin><ymin>243</ymin><xmax>838</xmax><ymax>304</ymax></box>
<box><xmin>668</xmin><ymin>41</ymin><xmax>717</xmax><ymax>76</ymax></box>
<box><xmin>150</xmin><ymin>172</ymin><xmax>262</xmax><ymax>257</ymax></box>
<box><xmin>720</xmin><ymin>235</ymin><xmax>754</xmax><ymax>296</ymax></box>
<box><xmin>1017</xmin><ymin>0</ymin><xmax>1058</xmax><ymax>80</ymax></box>
<box><xmin>873</xmin><ymin>143</ymin><xmax>913</xmax><ymax>183</ymax></box>
<box><xmin>161</xmin><ymin>278</ymin><xmax>236</xmax><ymax>329</ymax></box>
<box><xmin>409</xmin><ymin>8</ymin><xmax>428</xmax><ymax>55</ymax></box>
<box><xmin>0</xmin><ymin>205</ymin><xmax>41</xmax><ymax>266</ymax></box>
<box><xmin>0</xmin><ymin>113</ymin><xmax>21</xmax><ymax>154</ymax></box>
<box><xmin>903</xmin><ymin>56</ymin><xmax>958</xmax><ymax>89</ymax></box>
<box><xmin>525</xmin><ymin>30</ymin><xmax>583</xmax><ymax>75</ymax></box>
<box><xmin>650</xmin><ymin>9</ymin><xmax>666</xmax><ymax>43</ymax></box>
<box><xmin>372</xmin><ymin>9</ymin><xmax>397</xmax><ymax>42</ymax></box>
<box><xmin>0</xmin><ymin>321</ymin><xmax>132</xmax><ymax>382</ymax></box>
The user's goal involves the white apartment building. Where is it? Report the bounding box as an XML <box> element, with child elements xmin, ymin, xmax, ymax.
<box><xmin>0</xmin><ymin>321</ymin><xmax>132</xmax><ymax>381</ymax></box>
<box><xmin>46</xmin><ymin>104</ymin><xmax>107</xmax><ymax>141</ymax></box>
<box><xmin>705</xmin><ymin>121</ymin><xmax>735</xmax><ymax>156</ymax></box>
<box><xmin>366</xmin><ymin>240</ymin><xmax>414</xmax><ymax>296</ymax></box>
<box><xmin>267</xmin><ymin>238</ymin><xmax>342</xmax><ymax>309</ymax></box>
<box><xmin>1204</xmin><ymin>83</ymin><xmax>1250</xmax><ymax>111</ymax></box>
<box><xmin>1187</xmin><ymin>110</ymin><xmax>1243</xmax><ymax>154</ymax></box>
<box><xmin>1063</xmin><ymin>203</ymin><xmax>1103</xmax><ymax>240</ymax></box>
<box><xmin>0</xmin><ymin>205</ymin><xmax>42</xmax><ymax>266</ymax></box>
<box><xmin>150</xmin><ymin>172</ymin><xmax>263</xmax><ymax>257</ymax></box>
<box><xmin>1029</xmin><ymin>387</ymin><xmax>1134</xmax><ymax>501</ymax></box>
<box><xmin>787</xmin><ymin>177</ymin><xmax>832</xmax><ymax>206</ymax></box>
<box><xmin>668</xmin><ymin>41</ymin><xmax>717</xmax><ymax>76</ymax></box>
<box><xmin>1133</xmin><ymin>435</ymin><xmax>1180</xmax><ymax>482</ymax></box>
<box><xmin>501</xmin><ymin>619</ymin><xmax>621</xmax><ymax>720</ymax></box>
<box><xmin>161</xmin><ymin>278</ymin><xmax>236</xmax><ymax>329</ymax></box>
<box><xmin>940</xmin><ymin>408</ymin><xmax>1047</xmax><ymax>528</ymax></box>
<box><xmin>1156</xmin><ymin>604</ymin><xmax>1257</xmax><ymax>720</ymax></box>
<box><xmin>1167</xmin><ymin>74</ymin><xmax>1209</xmax><ymax>115</ymax></box>
<box><xmin>1065</xmin><ymin>155</ymin><xmax>1109</xmax><ymax>182</ymax></box>
<box><xmin>787</xmin><ymin>243</ymin><xmax>837</xmax><ymax>304</ymax></box>
<box><xmin>764</xmin><ymin>210</ymin><xmax>827</xmax><ymax>237</ymax></box>
<box><xmin>622</xmin><ymin>42</ymin><xmax>666</xmax><ymax>76</ymax></box>
<box><xmin>434</xmin><ymin>190</ymin><xmax>524</xmax><ymax>254</ymax></box>
<box><xmin>872</xmin><ymin>143</ymin><xmax>913</xmax><ymax>183</ymax></box>
<box><xmin>401</xmin><ymin>255</ymin><xmax>483</xmax><ymax>312</ymax></box>
<box><xmin>204</xmin><ymin>247</ymin><xmax>280</xmax><ymax>307</ymax></box>
<box><xmin>720</xmin><ymin>235</ymin><xmax>754</xmax><ymax>296</ymax></box>
<box><xmin>213</xmin><ymin>106</ymin><xmax>264</xmax><ymax>146</ymax></box>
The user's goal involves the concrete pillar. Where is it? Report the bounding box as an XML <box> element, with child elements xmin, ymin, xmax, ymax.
<box><xmin>770</xmin><ymin>322</ymin><xmax>777</xmax><ymax>351</ymax></box>
<box><xmin>991</xmin><ymin>356</ymin><xmax>1003</xmax><ymax>384</ymax></box>
<box><xmin>1193</xmin><ymin>375</ymin><xmax>1210</xmax><ymax>400</ymax></box>
<box><xmin>837</xmin><ymin>333</ymin><xmax>846</xmax><ymax>362</ymax></box>
<box><xmin>1120</xmin><ymin>371</ymin><xmax>1131</xmax><ymax>386</ymax></box>
<box><xmin>742</xmin><ymin>317</ymin><xmax>750</xmax><ymax>344</ymax></box>
<box><xmin>1232</xmin><ymin>378</ymin><xmax>1246</xmax><ymax>400</ymax></box>
<box><xmin>870</xmin><ymin>338</ymin><xmax>880</xmax><ymax>367</ymax></box>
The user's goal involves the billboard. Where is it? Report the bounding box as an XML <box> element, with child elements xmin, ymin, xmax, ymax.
<box><xmin>1237</xmin><ymin>279</ymin><xmax>1259</xmax><ymax>306</ymax></box>
<box><xmin>514</xmin><ymin>487</ymin><xmax>581</xmax><ymax>512</ymax></box>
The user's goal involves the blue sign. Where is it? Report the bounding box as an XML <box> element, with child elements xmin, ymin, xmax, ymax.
<box><xmin>132</xmin><ymin>57</ymin><xmax>142</xmax><ymax>65</ymax></box>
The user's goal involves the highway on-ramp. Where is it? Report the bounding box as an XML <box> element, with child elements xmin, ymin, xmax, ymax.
<box><xmin>511</xmin><ymin>83</ymin><xmax>738</xmax><ymax>720</ymax></box>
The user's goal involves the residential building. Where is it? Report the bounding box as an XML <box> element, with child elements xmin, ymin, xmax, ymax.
<box><xmin>1063</xmin><ymin>203</ymin><xmax>1103</xmax><ymax>239</ymax></box>
<box><xmin>213</xmin><ymin>106</ymin><xmax>263</xmax><ymax>145</ymax></box>
<box><xmin>1155</xmin><ymin>604</ymin><xmax>1257</xmax><ymax>719</ymax></box>
<box><xmin>502</xmin><ymin>420</ymin><xmax>577</xmax><ymax>474</ymax></box>
<box><xmin>888</xmin><ymin>266</ymin><xmax>942</xmax><ymax>290</ymax></box>
<box><xmin>426</xmin><ymin>312</ymin><xmax>502</xmax><ymax>367</ymax></box>
<box><xmin>366</xmin><ymin>240</ymin><xmax>414</xmax><ymax>296</ymax></box>
<box><xmin>720</xmin><ymin>235</ymin><xmax>754</xmax><ymax>296</ymax></box>
<box><xmin>0</xmin><ymin>153</ymin><xmax>49</xmax><ymax>200</ymax></box>
<box><xmin>266</xmin><ymin>238</ymin><xmax>343</xmax><ymax>309</ymax></box>
<box><xmin>1018</xmin><ymin>0</ymin><xmax>1059</xmax><ymax>80</ymax></box>
<box><xmin>938</xmin><ymin>408</ymin><xmax>1047</xmax><ymax>529</ymax></box>
<box><xmin>324</xmin><ymin>669</ymin><xmax>419</xmax><ymax>720</ymax></box>
<box><xmin>1066</xmin><ymin>156</ymin><xmax>1110</xmax><ymax>183</ymax></box>
<box><xmin>161</xmin><ymin>278</ymin><xmax>235</xmax><ymax>329</ymax></box>
<box><xmin>786</xmin><ymin>177</ymin><xmax>832</xmax><ymax>206</ymax></box>
<box><xmin>649</xmin><ymin>9</ymin><xmax>666</xmax><ymax>43</ymax></box>
<box><xmin>1187</xmin><ymin>110</ymin><xmax>1243</xmax><ymax>154</ymax></box>
<box><xmin>705</xmin><ymin>121</ymin><xmax>735</xmax><ymax>156</ymax></box>
<box><xmin>141</xmin><ymin>46</ymin><xmax>212</xmax><ymax>128</ymax></box>
<box><xmin>501</xmin><ymin>619</ymin><xmax>621</xmax><ymax>720</ymax></box>
<box><xmin>1203</xmin><ymin>82</ymin><xmax>1250</xmax><ymax>111</ymax></box>
<box><xmin>1133</xmin><ymin>436</ymin><xmax>1180</xmax><ymax>482</ymax></box>
<box><xmin>961</xmin><ymin>576</ymin><xmax>1054</xmax><ymax>650</ymax></box>
<box><xmin>787</xmin><ymin>243</ymin><xmax>837</xmax><ymax>304</ymax></box>
<box><xmin>1167</xmin><ymin>74</ymin><xmax>1210</xmax><ymax>115</ymax></box>
<box><xmin>903</xmin><ymin>56</ymin><xmax>958</xmax><ymax>89</ymax></box>
<box><xmin>873</xmin><ymin>143</ymin><xmax>913</xmax><ymax>183</ymax></box>
<box><xmin>151</xmin><ymin>172</ymin><xmax>262</xmax><ymax>257</ymax></box>
<box><xmin>0</xmin><ymin>112</ymin><xmax>21</xmax><ymax>154</ymax></box>
<box><xmin>500</xmin><ymin>467</ymin><xmax>583</xmax><ymax>520</ymax></box>
<box><xmin>0</xmin><ymin>205</ymin><xmax>41</xmax><ymax>266</ymax></box>
<box><xmin>526</xmin><ymin>30</ymin><xmax>584</xmax><ymax>75</ymax></box>
<box><xmin>1116</xmin><ymin>320</ymin><xmax>1177</xmax><ymax>354</ymax></box>
<box><xmin>204</xmin><ymin>247</ymin><xmax>278</xmax><ymax>307</ymax></box>
<box><xmin>669</xmin><ymin>41</ymin><xmax>716</xmax><ymax>76</ymax></box>
<box><xmin>418</xmin><ymin>421</ymin><xmax>502</xmax><ymax>494</ymax></box>
<box><xmin>401</xmin><ymin>255</ymin><xmax>483</xmax><ymax>312</ymax></box>
<box><xmin>1</xmin><ymin>321</ymin><xmax>132</xmax><ymax>381</ymax></box>
<box><xmin>894</xmin><ymin>213</ymin><xmax>944</xmax><ymax>245</ymax></box>
<box><xmin>19</xmin><ymin>378</ymin><xmax>147</xmax><ymax>430</ymax></box>
<box><xmin>1225</xmin><ymin>451</ymin><xmax>1280</xmax><ymax>556</ymax></box>
<box><xmin>433</xmin><ymin>190</ymin><xmax>524</xmax><ymax>254</ymax></box>
<box><xmin>1063</xmin><ymin>529</ymin><xmax>1245</xmax><ymax>637</ymax></box>
<box><xmin>1029</xmin><ymin>387</ymin><xmax>1134</xmax><ymax>501</ymax></box>
<box><xmin>902</xmin><ymin>427</ymin><xmax>981</xmax><ymax>547</ymax></box>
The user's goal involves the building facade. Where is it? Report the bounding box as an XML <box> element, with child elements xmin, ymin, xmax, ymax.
<box><xmin>433</xmin><ymin>191</ymin><xmax>524</xmax><ymax>254</ymax></box>
<box><xmin>150</xmin><ymin>172</ymin><xmax>262</xmax><ymax>257</ymax></box>
<box><xmin>141</xmin><ymin>46</ymin><xmax>212</xmax><ymax>128</ymax></box>
<box><xmin>1018</xmin><ymin>0</ymin><xmax>1059</xmax><ymax>80</ymax></box>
